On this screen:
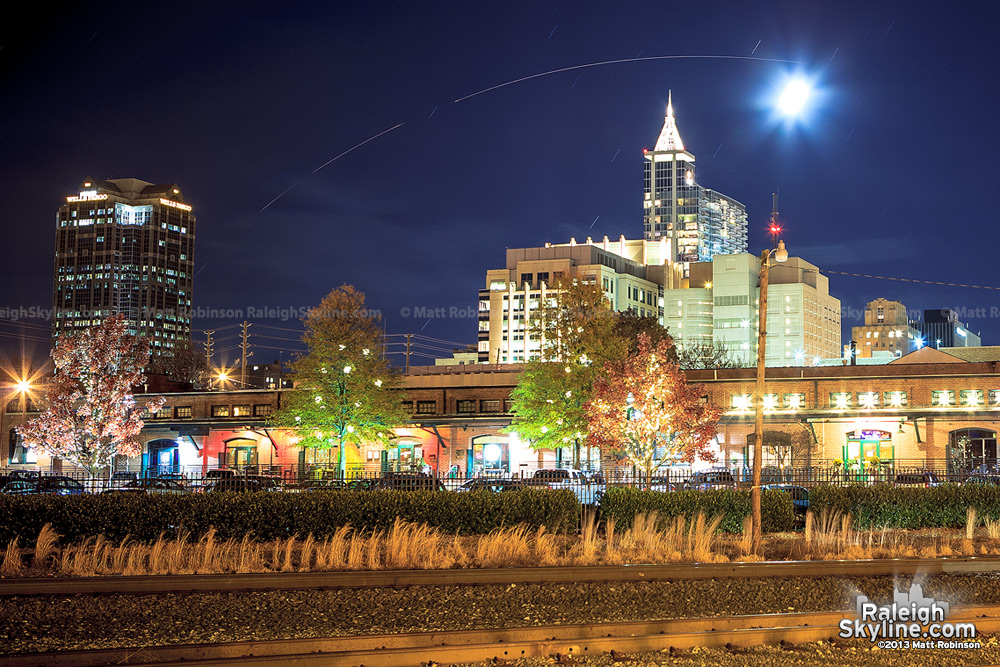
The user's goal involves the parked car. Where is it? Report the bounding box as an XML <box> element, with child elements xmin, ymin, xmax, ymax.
<box><xmin>893</xmin><ymin>472</ymin><xmax>941</xmax><ymax>488</ymax></box>
<box><xmin>683</xmin><ymin>470</ymin><xmax>738</xmax><ymax>491</ymax></box>
<box><xmin>243</xmin><ymin>474</ymin><xmax>284</xmax><ymax>492</ymax></box>
<box><xmin>375</xmin><ymin>473</ymin><xmax>446</xmax><ymax>492</ymax></box>
<box><xmin>122</xmin><ymin>478</ymin><xmax>189</xmax><ymax>494</ymax></box>
<box><xmin>204</xmin><ymin>478</ymin><xmax>263</xmax><ymax>493</ymax></box>
<box><xmin>106</xmin><ymin>471</ymin><xmax>138</xmax><ymax>489</ymax></box>
<box><xmin>2</xmin><ymin>476</ymin><xmax>84</xmax><ymax>496</ymax></box>
<box><xmin>964</xmin><ymin>474</ymin><xmax>1000</xmax><ymax>486</ymax></box>
<box><xmin>291</xmin><ymin>479</ymin><xmax>346</xmax><ymax>492</ymax></box>
<box><xmin>531</xmin><ymin>468</ymin><xmax>604</xmax><ymax>505</ymax></box>
<box><xmin>762</xmin><ymin>484</ymin><xmax>810</xmax><ymax>520</ymax></box>
<box><xmin>648</xmin><ymin>477</ymin><xmax>677</xmax><ymax>492</ymax></box>
<box><xmin>455</xmin><ymin>478</ymin><xmax>528</xmax><ymax>493</ymax></box>
<box><xmin>0</xmin><ymin>470</ymin><xmax>40</xmax><ymax>489</ymax></box>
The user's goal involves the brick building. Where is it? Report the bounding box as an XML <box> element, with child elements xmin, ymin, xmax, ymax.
<box><xmin>4</xmin><ymin>349</ymin><xmax>999</xmax><ymax>479</ymax></box>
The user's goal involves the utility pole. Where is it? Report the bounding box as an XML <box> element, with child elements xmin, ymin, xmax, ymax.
<box><xmin>204</xmin><ymin>330</ymin><xmax>215</xmax><ymax>367</ymax></box>
<box><xmin>405</xmin><ymin>333</ymin><xmax>412</xmax><ymax>373</ymax></box>
<box><xmin>239</xmin><ymin>321</ymin><xmax>252</xmax><ymax>388</ymax></box>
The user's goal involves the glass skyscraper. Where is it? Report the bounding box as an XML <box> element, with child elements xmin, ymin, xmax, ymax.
<box><xmin>642</xmin><ymin>93</ymin><xmax>748</xmax><ymax>269</ymax></box>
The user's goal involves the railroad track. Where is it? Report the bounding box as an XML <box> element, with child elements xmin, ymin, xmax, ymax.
<box><xmin>5</xmin><ymin>605</ymin><xmax>1000</xmax><ymax>667</ymax></box>
<box><xmin>3</xmin><ymin>556</ymin><xmax>1000</xmax><ymax>596</ymax></box>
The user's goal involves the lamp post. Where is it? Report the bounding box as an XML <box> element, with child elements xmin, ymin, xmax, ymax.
<box><xmin>2</xmin><ymin>379</ymin><xmax>33</xmax><ymax>465</ymax></box>
<box><xmin>751</xmin><ymin>239</ymin><xmax>788</xmax><ymax>556</ymax></box>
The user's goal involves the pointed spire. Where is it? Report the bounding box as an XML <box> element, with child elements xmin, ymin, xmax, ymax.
<box><xmin>654</xmin><ymin>89</ymin><xmax>685</xmax><ymax>151</ymax></box>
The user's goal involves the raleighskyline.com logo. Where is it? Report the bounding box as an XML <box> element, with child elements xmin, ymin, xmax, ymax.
<box><xmin>839</xmin><ymin>583</ymin><xmax>979</xmax><ymax>650</ymax></box>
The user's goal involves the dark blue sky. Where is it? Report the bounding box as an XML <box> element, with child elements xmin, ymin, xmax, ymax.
<box><xmin>2</xmin><ymin>1</ymin><xmax>998</xmax><ymax>366</ymax></box>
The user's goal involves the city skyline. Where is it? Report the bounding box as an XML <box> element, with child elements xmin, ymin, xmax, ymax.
<box><xmin>2</xmin><ymin>3</ymin><xmax>999</xmax><ymax>366</ymax></box>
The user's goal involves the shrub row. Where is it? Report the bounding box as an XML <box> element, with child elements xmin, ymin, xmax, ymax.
<box><xmin>809</xmin><ymin>484</ymin><xmax>1000</xmax><ymax>529</ymax></box>
<box><xmin>0</xmin><ymin>489</ymin><xmax>580</xmax><ymax>544</ymax></box>
<box><xmin>600</xmin><ymin>488</ymin><xmax>796</xmax><ymax>533</ymax></box>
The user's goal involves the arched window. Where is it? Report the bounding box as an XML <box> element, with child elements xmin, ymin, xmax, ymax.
<box><xmin>950</xmin><ymin>428</ymin><xmax>998</xmax><ymax>471</ymax></box>
<box><xmin>223</xmin><ymin>437</ymin><xmax>258</xmax><ymax>468</ymax></box>
<box><xmin>470</xmin><ymin>435</ymin><xmax>508</xmax><ymax>473</ymax></box>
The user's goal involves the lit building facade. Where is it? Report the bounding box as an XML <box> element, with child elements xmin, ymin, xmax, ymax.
<box><xmin>851</xmin><ymin>298</ymin><xmax>922</xmax><ymax>358</ymax></box>
<box><xmin>53</xmin><ymin>178</ymin><xmax>195</xmax><ymax>354</ymax></box>
<box><xmin>912</xmin><ymin>308</ymin><xmax>982</xmax><ymax>350</ymax></box>
<box><xmin>6</xmin><ymin>357</ymin><xmax>1000</xmax><ymax>478</ymax></box>
<box><xmin>477</xmin><ymin>236</ymin><xmax>682</xmax><ymax>364</ymax></box>
<box><xmin>642</xmin><ymin>93</ymin><xmax>748</xmax><ymax>269</ymax></box>
<box><xmin>664</xmin><ymin>254</ymin><xmax>841</xmax><ymax>366</ymax></box>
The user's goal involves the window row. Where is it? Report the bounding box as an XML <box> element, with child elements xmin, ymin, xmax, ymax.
<box><xmin>730</xmin><ymin>389</ymin><xmax>1000</xmax><ymax>411</ymax></box>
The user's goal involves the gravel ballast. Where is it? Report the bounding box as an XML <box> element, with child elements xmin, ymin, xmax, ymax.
<box><xmin>2</xmin><ymin>573</ymin><xmax>1000</xmax><ymax>655</ymax></box>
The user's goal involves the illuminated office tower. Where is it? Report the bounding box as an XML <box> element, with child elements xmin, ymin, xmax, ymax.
<box><xmin>642</xmin><ymin>93</ymin><xmax>748</xmax><ymax>269</ymax></box>
<box><xmin>52</xmin><ymin>178</ymin><xmax>195</xmax><ymax>354</ymax></box>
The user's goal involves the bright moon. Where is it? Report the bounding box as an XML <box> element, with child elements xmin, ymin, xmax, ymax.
<box><xmin>778</xmin><ymin>80</ymin><xmax>811</xmax><ymax>116</ymax></box>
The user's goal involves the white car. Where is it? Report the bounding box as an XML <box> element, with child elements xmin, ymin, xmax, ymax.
<box><xmin>532</xmin><ymin>468</ymin><xmax>605</xmax><ymax>505</ymax></box>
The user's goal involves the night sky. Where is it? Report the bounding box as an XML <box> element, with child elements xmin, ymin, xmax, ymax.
<box><xmin>2</xmin><ymin>1</ymin><xmax>998</xmax><ymax>367</ymax></box>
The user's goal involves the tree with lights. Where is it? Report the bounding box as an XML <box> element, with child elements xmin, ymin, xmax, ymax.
<box><xmin>506</xmin><ymin>278</ymin><xmax>667</xmax><ymax>468</ymax></box>
<box><xmin>16</xmin><ymin>315</ymin><xmax>165</xmax><ymax>478</ymax></box>
<box><xmin>586</xmin><ymin>333</ymin><xmax>721</xmax><ymax>486</ymax></box>
<box><xmin>270</xmin><ymin>285</ymin><xmax>408</xmax><ymax>477</ymax></box>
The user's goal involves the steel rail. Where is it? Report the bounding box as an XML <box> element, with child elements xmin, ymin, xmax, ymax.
<box><xmin>4</xmin><ymin>606</ymin><xmax>999</xmax><ymax>667</ymax></box>
<box><xmin>2</xmin><ymin>557</ymin><xmax>1000</xmax><ymax>597</ymax></box>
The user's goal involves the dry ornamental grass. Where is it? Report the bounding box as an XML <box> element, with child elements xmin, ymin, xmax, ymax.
<box><xmin>3</xmin><ymin>508</ymin><xmax>1000</xmax><ymax>578</ymax></box>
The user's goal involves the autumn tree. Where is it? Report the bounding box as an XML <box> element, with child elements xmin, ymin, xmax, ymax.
<box><xmin>586</xmin><ymin>333</ymin><xmax>721</xmax><ymax>485</ymax></box>
<box><xmin>506</xmin><ymin>278</ymin><xmax>625</xmax><ymax>467</ymax></box>
<box><xmin>270</xmin><ymin>285</ymin><xmax>408</xmax><ymax>476</ymax></box>
<box><xmin>17</xmin><ymin>315</ymin><xmax>165</xmax><ymax>477</ymax></box>
<box><xmin>505</xmin><ymin>279</ymin><xmax>677</xmax><ymax>468</ymax></box>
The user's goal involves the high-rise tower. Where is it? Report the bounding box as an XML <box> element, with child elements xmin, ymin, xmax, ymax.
<box><xmin>642</xmin><ymin>93</ymin><xmax>748</xmax><ymax>269</ymax></box>
<box><xmin>52</xmin><ymin>178</ymin><xmax>195</xmax><ymax>354</ymax></box>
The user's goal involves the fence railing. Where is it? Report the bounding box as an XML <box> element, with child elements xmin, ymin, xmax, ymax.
<box><xmin>2</xmin><ymin>458</ymin><xmax>993</xmax><ymax>495</ymax></box>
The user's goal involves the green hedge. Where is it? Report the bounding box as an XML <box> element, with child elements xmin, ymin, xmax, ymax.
<box><xmin>600</xmin><ymin>488</ymin><xmax>796</xmax><ymax>533</ymax></box>
<box><xmin>0</xmin><ymin>489</ymin><xmax>580</xmax><ymax>544</ymax></box>
<box><xmin>809</xmin><ymin>484</ymin><xmax>1000</xmax><ymax>529</ymax></box>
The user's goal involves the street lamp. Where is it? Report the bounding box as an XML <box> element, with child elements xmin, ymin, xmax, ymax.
<box><xmin>2</xmin><ymin>378</ymin><xmax>34</xmax><ymax>464</ymax></box>
<box><xmin>751</xmin><ymin>239</ymin><xmax>788</xmax><ymax>556</ymax></box>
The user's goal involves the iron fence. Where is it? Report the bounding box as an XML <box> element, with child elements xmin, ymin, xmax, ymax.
<box><xmin>1</xmin><ymin>457</ymin><xmax>991</xmax><ymax>496</ymax></box>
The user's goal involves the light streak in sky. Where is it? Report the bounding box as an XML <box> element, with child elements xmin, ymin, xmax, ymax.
<box><xmin>454</xmin><ymin>54</ymin><xmax>804</xmax><ymax>103</ymax></box>
<box><xmin>257</xmin><ymin>123</ymin><xmax>405</xmax><ymax>213</ymax></box>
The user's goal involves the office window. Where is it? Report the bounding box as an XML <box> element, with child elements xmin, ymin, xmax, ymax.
<box><xmin>233</xmin><ymin>405</ymin><xmax>252</xmax><ymax>417</ymax></box>
<box><xmin>481</xmin><ymin>399</ymin><xmax>501</xmax><ymax>412</ymax></box>
<box><xmin>401</xmin><ymin>401</ymin><xmax>414</xmax><ymax>412</ymax></box>
<box><xmin>504</xmin><ymin>400</ymin><xmax>514</xmax><ymax>412</ymax></box>
<box><xmin>174</xmin><ymin>406</ymin><xmax>193</xmax><ymax>418</ymax></box>
<box><xmin>416</xmin><ymin>400</ymin><xmax>437</xmax><ymax>414</ymax></box>
<box><xmin>456</xmin><ymin>400</ymin><xmax>476</xmax><ymax>413</ymax></box>
<box><xmin>253</xmin><ymin>404</ymin><xmax>274</xmax><ymax>416</ymax></box>
<box><xmin>211</xmin><ymin>405</ymin><xmax>230</xmax><ymax>417</ymax></box>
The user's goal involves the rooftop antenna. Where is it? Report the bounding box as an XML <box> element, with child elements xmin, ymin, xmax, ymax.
<box><xmin>768</xmin><ymin>190</ymin><xmax>782</xmax><ymax>247</ymax></box>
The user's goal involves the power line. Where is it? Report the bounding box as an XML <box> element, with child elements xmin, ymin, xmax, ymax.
<box><xmin>826</xmin><ymin>270</ymin><xmax>1000</xmax><ymax>291</ymax></box>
